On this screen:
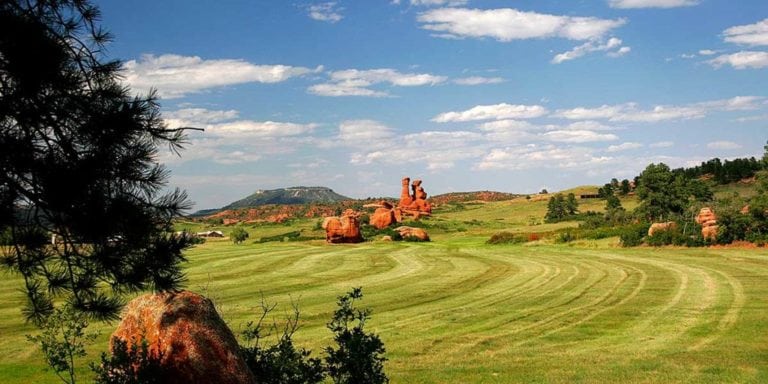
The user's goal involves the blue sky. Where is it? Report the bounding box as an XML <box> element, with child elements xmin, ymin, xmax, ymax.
<box><xmin>96</xmin><ymin>0</ymin><xmax>767</xmax><ymax>209</ymax></box>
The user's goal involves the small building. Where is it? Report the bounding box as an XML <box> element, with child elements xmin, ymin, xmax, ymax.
<box><xmin>195</xmin><ymin>230</ymin><xmax>224</xmax><ymax>238</ymax></box>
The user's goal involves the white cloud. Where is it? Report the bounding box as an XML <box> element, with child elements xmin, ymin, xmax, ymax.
<box><xmin>452</xmin><ymin>76</ymin><xmax>505</xmax><ymax>85</ymax></box>
<box><xmin>432</xmin><ymin>103</ymin><xmax>547</xmax><ymax>123</ymax></box>
<box><xmin>649</xmin><ymin>141</ymin><xmax>674</xmax><ymax>148</ymax></box>
<box><xmin>478</xmin><ymin>119</ymin><xmax>538</xmax><ymax>131</ymax></box>
<box><xmin>608</xmin><ymin>0</ymin><xmax>699</xmax><ymax>9</ymax></box>
<box><xmin>552</xmin><ymin>37</ymin><xmax>629</xmax><ymax>64</ymax></box>
<box><xmin>309</xmin><ymin>68</ymin><xmax>446</xmax><ymax>97</ymax></box>
<box><xmin>476</xmin><ymin>145</ymin><xmax>612</xmax><ymax>171</ymax></box>
<box><xmin>708</xmin><ymin>51</ymin><xmax>768</xmax><ymax>69</ymax></box>
<box><xmin>564</xmin><ymin>120</ymin><xmax>619</xmax><ymax>131</ymax></box>
<box><xmin>205</xmin><ymin>121</ymin><xmax>317</xmax><ymax>138</ymax></box>
<box><xmin>338</xmin><ymin>120</ymin><xmax>396</xmax><ymax>145</ymax></box>
<box><xmin>723</xmin><ymin>18</ymin><xmax>768</xmax><ymax>46</ymax></box>
<box><xmin>164</xmin><ymin>108</ymin><xmax>239</xmax><ymax>125</ymax></box>
<box><xmin>707</xmin><ymin>141</ymin><xmax>742</xmax><ymax>150</ymax></box>
<box><xmin>542</xmin><ymin>130</ymin><xmax>618</xmax><ymax>143</ymax></box>
<box><xmin>409</xmin><ymin>0</ymin><xmax>468</xmax><ymax>6</ymax></box>
<box><xmin>348</xmin><ymin>130</ymin><xmax>485</xmax><ymax>171</ymax></box>
<box><xmin>553</xmin><ymin>104</ymin><xmax>628</xmax><ymax>120</ymax></box>
<box><xmin>308</xmin><ymin>2</ymin><xmax>343</xmax><ymax>23</ymax></box>
<box><xmin>417</xmin><ymin>8</ymin><xmax>625</xmax><ymax>42</ymax></box>
<box><xmin>698</xmin><ymin>49</ymin><xmax>717</xmax><ymax>56</ymax></box>
<box><xmin>554</xmin><ymin>96</ymin><xmax>764</xmax><ymax>122</ymax></box>
<box><xmin>123</xmin><ymin>54</ymin><xmax>319</xmax><ymax>98</ymax></box>
<box><xmin>735</xmin><ymin>114</ymin><xmax>768</xmax><ymax>122</ymax></box>
<box><xmin>606</xmin><ymin>142</ymin><xmax>642</xmax><ymax>152</ymax></box>
<box><xmin>607</xmin><ymin>46</ymin><xmax>632</xmax><ymax>58</ymax></box>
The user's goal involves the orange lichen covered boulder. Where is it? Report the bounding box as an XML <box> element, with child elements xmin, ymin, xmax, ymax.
<box><xmin>648</xmin><ymin>221</ymin><xmax>677</xmax><ymax>237</ymax></box>
<box><xmin>323</xmin><ymin>209</ymin><xmax>364</xmax><ymax>243</ymax></box>
<box><xmin>395</xmin><ymin>226</ymin><xmax>430</xmax><ymax>241</ymax></box>
<box><xmin>110</xmin><ymin>291</ymin><xmax>256</xmax><ymax>384</ymax></box>
<box><xmin>695</xmin><ymin>207</ymin><xmax>718</xmax><ymax>241</ymax></box>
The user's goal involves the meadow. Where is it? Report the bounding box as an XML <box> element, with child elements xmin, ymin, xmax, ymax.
<box><xmin>1</xmin><ymin>193</ymin><xmax>767</xmax><ymax>383</ymax></box>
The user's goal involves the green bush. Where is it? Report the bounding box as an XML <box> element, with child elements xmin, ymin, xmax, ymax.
<box><xmin>619</xmin><ymin>223</ymin><xmax>650</xmax><ymax>247</ymax></box>
<box><xmin>486</xmin><ymin>232</ymin><xmax>527</xmax><ymax>245</ymax></box>
<box><xmin>231</xmin><ymin>227</ymin><xmax>249</xmax><ymax>244</ymax></box>
<box><xmin>325</xmin><ymin>288</ymin><xmax>388</xmax><ymax>384</ymax></box>
<box><xmin>92</xmin><ymin>337</ymin><xmax>165</xmax><ymax>384</ymax></box>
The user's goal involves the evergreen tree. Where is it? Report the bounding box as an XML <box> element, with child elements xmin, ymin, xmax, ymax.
<box><xmin>635</xmin><ymin>163</ymin><xmax>712</xmax><ymax>222</ymax></box>
<box><xmin>620</xmin><ymin>179</ymin><xmax>631</xmax><ymax>195</ymax></box>
<box><xmin>1</xmin><ymin>0</ymin><xmax>194</xmax><ymax>323</ymax></box>
<box><xmin>565</xmin><ymin>193</ymin><xmax>578</xmax><ymax>215</ymax></box>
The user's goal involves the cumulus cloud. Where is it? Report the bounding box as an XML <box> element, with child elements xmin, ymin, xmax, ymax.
<box><xmin>452</xmin><ymin>76</ymin><xmax>505</xmax><ymax>85</ymax></box>
<box><xmin>338</xmin><ymin>120</ymin><xmax>396</xmax><ymax>146</ymax></box>
<box><xmin>552</xmin><ymin>37</ymin><xmax>630</xmax><ymax>64</ymax></box>
<box><xmin>698</xmin><ymin>49</ymin><xmax>717</xmax><ymax>56</ymax></box>
<box><xmin>608</xmin><ymin>0</ymin><xmax>699</xmax><ymax>9</ymax></box>
<box><xmin>163</xmin><ymin>108</ymin><xmax>239</xmax><ymax>126</ymax></box>
<box><xmin>161</xmin><ymin>108</ymin><xmax>319</xmax><ymax>165</ymax></box>
<box><xmin>707</xmin><ymin>141</ymin><xmax>742</xmax><ymax>150</ymax></box>
<box><xmin>348</xmin><ymin>129</ymin><xmax>484</xmax><ymax>171</ymax></box>
<box><xmin>606</xmin><ymin>142</ymin><xmax>642</xmax><ymax>152</ymax></box>
<box><xmin>476</xmin><ymin>145</ymin><xmax>612</xmax><ymax>171</ymax></box>
<box><xmin>554</xmin><ymin>96</ymin><xmax>764</xmax><ymax>122</ymax></box>
<box><xmin>309</xmin><ymin>68</ymin><xmax>446</xmax><ymax>97</ymax></box>
<box><xmin>432</xmin><ymin>103</ymin><xmax>547</xmax><ymax>123</ymax></box>
<box><xmin>542</xmin><ymin>130</ymin><xmax>618</xmax><ymax>143</ymax></box>
<box><xmin>307</xmin><ymin>2</ymin><xmax>343</xmax><ymax>23</ymax></box>
<box><xmin>123</xmin><ymin>54</ymin><xmax>320</xmax><ymax>98</ymax></box>
<box><xmin>417</xmin><ymin>8</ymin><xmax>625</xmax><ymax>42</ymax></box>
<box><xmin>205</xmin><ymin>121</ymin><xmax>317</xmax><ymax>138</ymax></box>
<box><xmin>707</xmin><ymin>51</ymin><xmax>768</xmax><ymax>69</ymax></box>
<box><xmin>723</xmin><ymin>18</ymin><xmax>768</xmax><ymax>46</ymax></box>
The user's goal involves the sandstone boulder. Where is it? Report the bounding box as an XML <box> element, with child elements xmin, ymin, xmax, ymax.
<box><xmin>110</xmin><ymin>291</ymin><xmax>256</xmax><ymax>384</ymax></box>
<box><xmin>395</xmin><ymin>226</ymin><xmax>430</xmax><ymax>241</ymax></box>
<box><xmin>323</xmin><ymin>209</ymin><xmax>364</xmax><ymax>243</ymax></box>
<box><xmin>695</xmin><ymin>207</ymin><xmax>718</xmax><ymax>241</ymax></box>
<box><xmin>648</xmin><ymin>221</ymin><xmax>677</xmax><ymax>237</ymax></box>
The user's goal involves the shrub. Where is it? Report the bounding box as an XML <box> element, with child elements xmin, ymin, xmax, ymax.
<box><xmin>26</xmin><ymin>305</ymin><xmax>99</xmax><ymax>384</ymax></box>
<box><xmin>486</xmin><ymin>232</ymin><xmax>527</xmax><ymax>245</ymax></box>
<box><xmin>92</xmin><ymin>337</ymin><xmax>165</xmax><ymax>384</ymax></box>
<box><xmin>325</xmin><ymin>288</ymin><xmax>388</xmax><ymax>384</ymax></box>
<box><xmin>239</xmin><ymin>299</ymin><xmax>324</xmax><ymax>384</ymax></box>
<box><xmin>231</xmin><ymin>227</ymin><xmax>249</xmax><ymax>244</ymax></box>
<box><xmin>556</xmin><ymin>231</ymin><xmax>575</xmax><ymax>243</ymax></box>
<box><xmin>619</xmin><ymin>223</ymin><xmax>649</xmax><ymax>247</ymax></box>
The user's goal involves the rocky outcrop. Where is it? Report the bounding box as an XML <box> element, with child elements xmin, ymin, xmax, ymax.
<box><xmin>110</xmin><ymin>291</ymin><xmax>256</xmax><ymax>384</ymax></box>
<box><xmin>696</xmin><ymin>207</ymin><xmax>718</xmax><ymax>241</ymax></box>
<box><xmin>394</xmin><ymin>226</ymin><xmax>430</xmax><ymax>241</ymax></box>
<box><xmin>368</xmin><ymin>201</ymin><xmax>404</xmax><ymax>230</ymax></box>
<box><xmin>648</xmin><ymin>222</ymin><xmax>677</xmax><ymax>237</ymax></box>
<box><xmin>323</xmin><ymin>209</ymin><xmax>364</xmax><ymax>243</ymax></box>
<box><xmin>398</xmin><ymin>177</ymin><xmax>432</xmax><ymax>218</ymax></box>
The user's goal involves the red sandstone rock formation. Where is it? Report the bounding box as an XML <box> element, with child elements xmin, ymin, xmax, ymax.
<box><xmin>695</xmin><ymin>207</ymin><xmax>718</xmax><ymax>241</ymax></box>
<box><xmin>394</xmin><ymin>226</ymin><xmax>430</xmax><ymax>241</ymax></box>
<box><xmin>110</xmin><ymin>291</ymin><xmax>256</xmax><ymax>384</ymax></box>
<box><xmin>648</xmin><ymin>221</ymin><xmax>677</xmax><ymax>237</ymax></box>
<box><xmin>323</xmin><ymin>209</ymin><xmax>364</xmax><ymax>243</ymax></box>
<box><xmin>398</xmin><ymin>177</ymin><xmax>432</xmax><ymax>217</ymax></box>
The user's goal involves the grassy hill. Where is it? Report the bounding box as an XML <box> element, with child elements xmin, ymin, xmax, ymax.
<box><xmin>1</xmin><ymin>191</ymin><xmax>767</xmax><ymax>383</ymax></box>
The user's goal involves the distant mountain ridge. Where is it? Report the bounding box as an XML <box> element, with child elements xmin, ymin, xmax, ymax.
<box><xmin>222</xmin><ymin>186</ymin><xmax>351</xmax><ymax>210</ymax></box>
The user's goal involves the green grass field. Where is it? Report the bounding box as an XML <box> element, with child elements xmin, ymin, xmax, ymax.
<box><xmin>1</xmin><ymin>197</ymin><xmax>767</xmax><ymax>383</ymax></box>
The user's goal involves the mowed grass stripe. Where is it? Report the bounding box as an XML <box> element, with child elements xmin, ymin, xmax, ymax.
<box><xmin>1</xmin><ymin>239</ymin><xmax>767</xmax><ymax>383</ymax></box>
